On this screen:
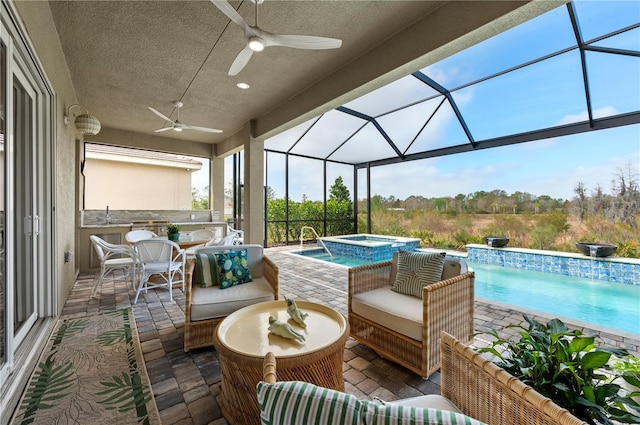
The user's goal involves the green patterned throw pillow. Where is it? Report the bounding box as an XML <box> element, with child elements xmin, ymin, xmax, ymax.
<box><xmin>217</xmin><ymin>249</ymin><xmax>253</xmax><ymax>289</ymax></box>
<box><xmin>195</xmin><ymin>253</ymin><xmax>220</xmax><ymax>288</ymax></box>
<box><xmin>256</xmin><ymin>381</ymin><xmax>364</xmax><ymax>425</ymax></box>
<box><xmin>362</xmin><ymin>400</ymin><xmax>487</xmax><ymax>425</ymax></box>
<box><xmin>391</xmin><ymin>251</ymin><xmax>446</xmax><ymax>298</ymax></box>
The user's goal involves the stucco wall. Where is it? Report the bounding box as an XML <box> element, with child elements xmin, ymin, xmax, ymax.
<box><xmin>13</xmin><ymin>1</ymin><xmax>81</xmax><ymax>314</ymax></box>
<box><xmin>84</xmin><ymin>158</ymin><xmax>194</xmax><ymax>210</ymax></box>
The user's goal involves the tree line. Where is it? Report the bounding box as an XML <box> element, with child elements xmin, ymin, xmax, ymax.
<box><xmin>366</xmin><ymin>190</ymin><xmax>566</xmax><ymax>215</ymax></box>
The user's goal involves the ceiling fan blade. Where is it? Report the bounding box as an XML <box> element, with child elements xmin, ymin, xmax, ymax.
<box><xmin>228</xmin><ymin>46</ymin><xmax>254</xmax><ymax>76</ymax></box>
<box><xmin>154</xmin><ymin>127</ymin><xmax>174</xmax><ymax>133</ymax></box>
<box><xmin>263</xmin><ymin>33</ymin><xmax>342</xmax><ymax>50</ymax></box>
<box><xmin>148</xmin><ymin>106</ymin><xmax>175</xmax><ymax>123</ymax></box>
<box><xmin>210</xmin><ymin>0</ymin><xmax>248</xmax><ymax>29</ymax></box>
<box><xmin>183</xmin><ymin>124</ymin><xmax>223</xmax><ymax>133</ymax></box>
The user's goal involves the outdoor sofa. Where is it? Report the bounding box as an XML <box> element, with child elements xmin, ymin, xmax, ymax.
<box><xmin>256</xmin><ymin>332</ymin><xmax>588</xmax><ymax>425</ymax></box>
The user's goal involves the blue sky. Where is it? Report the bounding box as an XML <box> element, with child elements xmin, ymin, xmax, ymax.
<box><xmin>237</xmin><ymin>1</ymin><xmax>640</xmax><ymax>203</ymax></box>
<box><xmin>367</xmin><ymin>125</ymin><xmax>640</xmax><ymax>201</ymax></box>
<box><xmin>261</xmin><ymin>124</ymin><xmax>639</xmax><ymax>202</ymax></box>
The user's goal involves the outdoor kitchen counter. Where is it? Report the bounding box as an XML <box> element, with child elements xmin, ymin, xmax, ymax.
<box><xmin>80</xmin><ymin>224</ymin><xmax>132</xmax><ymax>229</ymax></box>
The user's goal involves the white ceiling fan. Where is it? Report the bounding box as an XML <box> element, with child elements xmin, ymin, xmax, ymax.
<box><xmin>211</xmin><ymin>0</ymin><xmax>342</xmax><ymax>76</ymax></box>
<box><xmin>148</xmin><ymin>101</ymin><xmax>222</xmax><ymax>133</ymax></box>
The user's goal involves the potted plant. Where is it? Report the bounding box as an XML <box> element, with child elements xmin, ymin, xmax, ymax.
<box><xmin>475</xmin><ymin>315</ymin><xmax>640</xmax><ymax>424</ymax></box>
<box><xmin>166</xmin><ymin>223</ymin><xmax>182</xmax><ymax>242</ymax></box>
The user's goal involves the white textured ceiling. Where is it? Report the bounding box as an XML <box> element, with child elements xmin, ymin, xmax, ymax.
<box><xmin>48</xmin><ymin>0</ymin><xmax>544</xmax><ymax>148</ymax></box>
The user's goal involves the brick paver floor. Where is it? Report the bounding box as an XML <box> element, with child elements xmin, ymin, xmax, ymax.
<box><xmin>57</xmin><ymin>245</ymin><xmax>639</xmax><ymax>425</ymax></box>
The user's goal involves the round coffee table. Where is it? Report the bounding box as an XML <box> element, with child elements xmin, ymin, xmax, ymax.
<box><xmin>213</xmin><ymin>300</ymin><xmax>349</xmax><ymax>425</ymax></box>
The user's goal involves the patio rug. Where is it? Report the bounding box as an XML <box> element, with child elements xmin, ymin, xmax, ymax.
<box><xmin>10</xmin><ymin>308</ymin><xmax>160</xmax><ymax>425</ymax></box>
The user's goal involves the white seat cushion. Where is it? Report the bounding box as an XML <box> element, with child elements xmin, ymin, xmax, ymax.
<box><xmin>351</xmin><ymin>287</ymin><xmax>422</xmax><ymax>341</ymax></box>
<box><xmin>190</xmin><ymin>277</ymin><xmax>275</xmax><ymax>321</ymax></box>
<box><xmin>363</xmin><ymin>400</ymin><xmax>485</xmax><ymax>425</ymax></box>
<box><xmin>104</xmin><ymin>258</ymin><xmax>134</xmax><ymax>267</ymax></box>
<box><xmin>387</xmin><ymin>394</ymin><xmax>462</xmax><ymax>412</ymax></box>
<box><xmin>143</xmin><ymin>261</ymin><xmax>179</xmax><ymax>273</ymax></box>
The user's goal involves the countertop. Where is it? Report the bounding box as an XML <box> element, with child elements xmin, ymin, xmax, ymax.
<box><xmin>80</xmin><ymin>221</ymin><xmax>227</xmax><ymax>229</ymax></box>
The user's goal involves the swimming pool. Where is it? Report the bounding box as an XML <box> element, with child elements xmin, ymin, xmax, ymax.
<box><xmin>291</xmin><ymin>249</ymin><xmax>640</xmax><ymax>335</ymax></box>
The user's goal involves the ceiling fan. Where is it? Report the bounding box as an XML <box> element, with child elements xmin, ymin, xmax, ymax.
<box><xmin>211</xmin><ymin>0</ymin><xmax>342</xmax><ymax>76</ymax></box>
<box><xmin>148</xmin><ymin>101</ymin><xmax>223</xmax><ymax>133</ymax></box>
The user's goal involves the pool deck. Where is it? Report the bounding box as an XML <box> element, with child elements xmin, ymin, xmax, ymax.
<box><xmin>58</xmin><ymin>245</ymin><xmax>639</xmax><ymax>425</ymax></box>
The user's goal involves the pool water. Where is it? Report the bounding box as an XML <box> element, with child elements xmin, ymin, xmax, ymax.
<box><xmin>299</xmin><ymin>252</ymin><xmax>374</xmax><ymax>267</ymax></box>
<box><xmin>471</xmin><ymin>262</ymin><xmax>640</xmax><ymax>335</ymax></box>
<box><xmin>293</xmin><ymin>251</ymin><xmax>640</xmax><ymax>335</ymax></box>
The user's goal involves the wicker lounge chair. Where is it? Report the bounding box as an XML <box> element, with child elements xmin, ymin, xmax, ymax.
<box><xmin>348</xmin><ymin>252</ymin><xmax>475</xmax><ymax>377</ymax></box>
<box><xmin>183</xmin><ymin>244</ymin><xmax>278</xmax><ymax>351</ymax></box>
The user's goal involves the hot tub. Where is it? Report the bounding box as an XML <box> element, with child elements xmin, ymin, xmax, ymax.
<box><xmin>320</xmin><ymin>234</ymin><xmax>421</xmax><ymax>262</ymax></box>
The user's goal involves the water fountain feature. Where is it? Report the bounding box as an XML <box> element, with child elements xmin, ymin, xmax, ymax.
<box><xmin>483</xmin><ymin>236</ymin><xmax>510</xmax><ymax>247</ymax></box>
<box><xmin>575</xmin><ymin>242</ymin><xmax>617</xmax><ymax>281</ymax></box>
<box><xmin>575</xmin><ymin>242</ymin><xmax>617</xmax><ymax>258</ymax></box>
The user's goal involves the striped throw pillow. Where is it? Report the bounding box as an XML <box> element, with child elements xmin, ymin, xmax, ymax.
<box><xmin>391</xmin><ymin>251</ymin><xmax>446</xmax><ymax>298</ymax></box>
<box><xmin>363</xmin><ymin>401</ymin><xmax>487</xmax><ymax>425</ymax></box>
<box><xmin>195</xmin><ymin>253</ymin><xmax>220</xmax><ymax>288</ymax></box>
<box><xmin>256</xmin><ymin>381</ymin><xmax>364</xmax><ymax>425</ymax></box>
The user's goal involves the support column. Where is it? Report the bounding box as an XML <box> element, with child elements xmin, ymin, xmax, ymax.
<box><xmin>211</xmin><ymin>154</ymin><xmax>225</xmax><ymax>223</ymax></box>
<box><xmin>244</xmin><ymin>127</ymin><xmax>264</xmax><ymax>245</ymax></box>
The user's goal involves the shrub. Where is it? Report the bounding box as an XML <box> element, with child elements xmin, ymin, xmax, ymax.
<box><xmin>530</xmin><ymin>224</ymin><xmax>559</xmax><ymax>250</ymax></box>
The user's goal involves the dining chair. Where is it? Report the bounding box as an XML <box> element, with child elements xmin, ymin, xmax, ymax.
<box><xmin>226</xmin><ymin>225</ymin><xmax>244</xmax><ymax>244</ymax></box>
<box><xmin>89</xmin><ymin>235</ymin><xmax>137</xmax><ymax>297</ymax></box>
<box><xmin>190</xmin><ymin>229</ymin><xmax>215</xmax><ymax>241</ymax></box>
<box><xmin>133</xmin><ymin>238</ymin><xmax>186</xmax><ymax>304</ymax></box>
<box><xmin>125</xmin><ymin>229</ymin><xmax>158</xmax><ymax>244</ymax></box>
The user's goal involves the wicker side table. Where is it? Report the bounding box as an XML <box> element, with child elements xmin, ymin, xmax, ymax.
<box><xmin>213</xmin><ymin>300</ymin><xmax>349</xmax><ymax>425</ymax></box>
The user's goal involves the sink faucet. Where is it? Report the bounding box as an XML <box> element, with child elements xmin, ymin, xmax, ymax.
<box><xmin>106</xmin><ymin>205</ymin><xmax>111</xmax><ymax>224</ymax></box>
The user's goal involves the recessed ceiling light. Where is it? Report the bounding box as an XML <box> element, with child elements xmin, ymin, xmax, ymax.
<box><xmin>236</xmin><ymin>82</ymin><xmax>250</xmax><ymax>89</ymax></box>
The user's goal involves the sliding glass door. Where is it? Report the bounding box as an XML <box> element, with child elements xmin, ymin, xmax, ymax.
<box><xmin>0</xmin><ymin>39</ymin><xmax>5</xmax><ymax>382</ymax></box>
<box><xmin>12</xmin><ymin>67</ymin><xmax>38</xmax><ymax>347</ymax></box>
<box><xmin>0</xmin><ymin>2</ymin><xmax>54</xmax><ymax>394</ymax></box>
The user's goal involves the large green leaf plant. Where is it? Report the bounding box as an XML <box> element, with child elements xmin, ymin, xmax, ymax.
<box><xmin>476</xmin><ymin>315</ymin><xmax>640</xmax><ymax>424</ymax></box>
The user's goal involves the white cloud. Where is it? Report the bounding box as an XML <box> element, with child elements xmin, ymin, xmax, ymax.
<box><xmin>557</xmin><ymin>106</ymin><xmax>619</xmax><ymax>126</ymax></box>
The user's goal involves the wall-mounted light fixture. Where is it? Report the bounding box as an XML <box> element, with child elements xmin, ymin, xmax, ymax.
<box><xmin>64</xmin><ymin>104</ymin><xmax>101</xmax><ymax>135</ymax></box>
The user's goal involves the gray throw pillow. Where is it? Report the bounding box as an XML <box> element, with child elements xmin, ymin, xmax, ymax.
<box><xmin>391</xmin><ymin>251</ymin><xmax>446</xmax><ymax>298</ymax></box>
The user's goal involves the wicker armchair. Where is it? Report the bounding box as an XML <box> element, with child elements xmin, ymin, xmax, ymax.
<box><xmin>441</xmin><ymin>332</ymin><xmax>587</xmax><ymax>425</ymax></box>
<box><xmin>348</xmin><ymin>253</ymin><xmax>474</xmax><ymax>377</ymax></box>
<box><xmin>184</xmin><ymin>244</ymin><xmax>278</xmax><ymax>351</ymax></box>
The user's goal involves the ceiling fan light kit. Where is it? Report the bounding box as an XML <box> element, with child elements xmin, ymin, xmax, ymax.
<box><xmin>248</xmin><ymin>36</ymin><xmax>264</xmax><ymax>52</ymax></box>
<box><xmin>211</xmin><ymin>0</ymin><xmax>342</xmax><ymax>76</ymax></box>
<box><xmin>148</xmin><ymin>101</ymin><xmax>222</xmax><ymax>134</ymax></box>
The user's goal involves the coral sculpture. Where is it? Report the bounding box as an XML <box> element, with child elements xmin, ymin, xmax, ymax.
<box><xmin>268</xmin><ymin>316</ymin><xmax>305</xmax><ymax>343</ymax></box>
<box><xmin>285</xmin><ymin>296</ymin><xmax>309</xmax><ymax>328</ymax></box>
